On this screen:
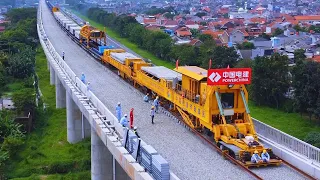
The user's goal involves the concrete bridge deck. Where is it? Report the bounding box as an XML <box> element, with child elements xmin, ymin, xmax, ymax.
<box><xmin>39</xmin><ymin>0</ymin><xmax>320</xmax><ymax>179</ymax></box>
<box><xmin>40</xmin><ymin>1</ymin><xmax>254</xmax><ymax>179</ymax></box>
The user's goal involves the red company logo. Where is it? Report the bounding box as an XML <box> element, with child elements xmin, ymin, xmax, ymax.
<box><xmin>207</xmin><ymin>68</ymin><xmax>252</xmax><ymax>85</ymax></box>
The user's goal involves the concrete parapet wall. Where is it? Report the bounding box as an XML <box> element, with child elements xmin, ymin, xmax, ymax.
<box><xmin>37</xmin><ymin>3</ymin><xmax>179</xmax><ymax>179</ymax></box>
<box><xmin>260</xmin><ymin>136</ymin><xmax>320</xmax><ymax>179</ymax></box>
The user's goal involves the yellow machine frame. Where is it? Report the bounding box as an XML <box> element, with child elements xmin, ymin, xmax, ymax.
<box><xmin>52</xmin><ymin>7</ymin><xmax>59</xmax><ymax>12</ymax></box>
<box><xmin>102</xmin><ymin>49</ymin><xmax>151</xmax><ymax>79</ymax></box>
<box><xmin>134</xmin><ymin>66</ymin><xmax>281</xmax><ymax>167</ymax></box>
<box><xmin>80</xmin><ymin>25</ymin><xmax>106</xmax><ymax>48</ymax></box>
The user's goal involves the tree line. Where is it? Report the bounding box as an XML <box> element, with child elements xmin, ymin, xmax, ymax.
<box><xmin>0</xmin><ymin>8</ymin><xmax>37</xmax><ymax>171</ymax></box>
<box><xmin>86</xmin><ymin>8</ymin><xmax>239</xmax><ymax>68</ymax></box>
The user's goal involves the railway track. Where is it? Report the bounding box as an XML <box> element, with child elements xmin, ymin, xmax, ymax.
<box><xmin>175</xmin><ymin>114</ymin><xmax>315</xmax><ymax>180</ymax></box>
<box><xmin>51</xmin><ymin>9</ymin><xmax>316</xmax><ymax>180</ymax></box>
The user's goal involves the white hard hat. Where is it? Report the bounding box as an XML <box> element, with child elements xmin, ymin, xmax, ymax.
<box><xmin>82</xmin><ymin>72</ymin><xmax>84</xmax><ymax>75</ymax></box>
<box><xmin>88</xmin><ymin>82</ymin><xmax>90</xmax><ymax>84</ymax></box>
<box><xmin>134</xmin><ymin>126</ymin><xmax>137</xmax><ymax>130</ymax></box>
<box><xmin>118</xmin><ymin>102</ymin><xmax>121</xmax><ymax>105</ymax></box>
<box><xmin>124</xmin><ymin>114</ymin><xmax>127</xmax><ymax>117</ymax></box>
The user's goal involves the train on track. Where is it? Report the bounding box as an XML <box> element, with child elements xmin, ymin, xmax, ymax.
<box><xmin>46</xmin><ymin>1</ymin><xmax>282</xmax><ymax>168</ymax></box>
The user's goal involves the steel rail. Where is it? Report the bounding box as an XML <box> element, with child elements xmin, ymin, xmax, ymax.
<box><xmin>47</xmin><ymin>5</ymin><xmax>317</xmax><ymax>180</ymax></box>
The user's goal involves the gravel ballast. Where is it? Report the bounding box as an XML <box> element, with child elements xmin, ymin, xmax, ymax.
<box><xmin>40</xmin><ymin>1</ymin><xmax>306</xmax><ymax>179</ymax></box>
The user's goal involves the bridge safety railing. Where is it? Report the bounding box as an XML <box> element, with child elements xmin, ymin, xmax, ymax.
<box><xmin>253</xmin><ymin>118</ymin><xmax>320</xmax><ymax>165</ymax></box>
<box><xmin>37</xmin><ymin>3</ymin><xmax>123</xmax><ymax>136</ymax></box>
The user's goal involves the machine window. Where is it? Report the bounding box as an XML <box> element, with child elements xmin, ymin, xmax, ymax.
<box><xmin>221</xmin><ymin>93</ymin><xmax>234</xmax><ymax>108</ymax></box>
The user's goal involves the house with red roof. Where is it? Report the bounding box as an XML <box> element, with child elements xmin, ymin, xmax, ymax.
<box><xmin>175</xmin><ymin>27</ymin><xmax>192</xmax><ymax>38</ymax></box>
<box><xmin>294</xmin><ymin>15</ymin><xmax>320</xmax><ymax>23</ymax></box>
<box><xmin>185</xmin><ymin>20</ymin><xmax>199</xmax><ymax>29</ymax></box>
<box><xmin>203</xmin><ymin>30</ymin><xmax>224</xmax><ymax>39</ymax></box>
<box><xmin>163</xmin><ymin>20</ymin><xmax>178</xmax><ymax>28</ymax></box>
<box><xmin>143</xmin><ymin>18</ymin><xmax>157</xmax><ymax>25</ymax></box>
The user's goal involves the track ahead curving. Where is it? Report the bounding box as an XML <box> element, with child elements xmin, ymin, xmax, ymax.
<box><xmin>41</xmin><ymin>1</ymin><xmax>308</xmax><ymax>179</ymax></box>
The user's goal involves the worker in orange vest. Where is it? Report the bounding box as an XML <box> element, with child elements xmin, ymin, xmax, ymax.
<box><xmin>130</xmin><ymin>108</ymin><xmax>134</xmax><ymax>129</ymax></box>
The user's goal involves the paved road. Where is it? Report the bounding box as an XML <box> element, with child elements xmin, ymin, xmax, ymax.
<box><xmin>40</xmin><ymin>1</ymin><xmax>305</xmax><ymax>179</ymax></box>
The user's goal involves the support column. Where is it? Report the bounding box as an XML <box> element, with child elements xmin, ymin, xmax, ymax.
<box><xmin>82</xmin><ymin>114</ymin><xmax>91</xmax><ymax>139</ymax></box>
<box><xmin>55</xmin><ymin>75</ymin><xmax>66</xmax><ymax>108</ymax></box>
<box><xmin>50</xmin><ymin>65</ymin><xmax>55</xmax><ymax>85</ymax></box>
<box><xmin>115</xmin><ymin>158</ymin><xmax>130</xmax><ymax>180</ymax></box>
<box><xmin>67</xmin><ymin>92</ymin><xmax>82</xmax><ymax>143</ymax></box>
<box><xmin>91</xmin><ymin>128</ymin><xmax>113</xmax><ymax>180</ymax></box>
<box><xmin>47</xmin><ymin>60</ymin><xmax>50</xmax><ymax>70</ymax></box>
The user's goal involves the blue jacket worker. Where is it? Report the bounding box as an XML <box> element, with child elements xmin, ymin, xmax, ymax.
<box><xmin>116</xmin><ymin>102</ymin><xmax>122</xmax><ymax>121</ymax></box>
<box><xmin>150</xmin><ymin>106</ymin><xmax>155</xmax><ymax>124</ymax></box>
<box><xmin>143</xmin><ymin>93</ymin><xmax>149</xmax><ymax>102</ymax></box>
<box><xmin>81</xmin><ymin>72</ymin><xmax>86</xmax><ymax>83</ymax></box>
<box><xmin>261</xmin><ymin>150</ymin><xmax>270</xmax><ymax>162</ymax></box>
<box><xmin>153</xmin><ymin>96</ymin><xmax>159</xmax><ymax>112</ymax></box>
<box><xmin>251</xmin><ymin>150</ymin><xmax>262</xmax><ymax>163</ymax></box>
<box><xmin>120</xmin><ymin>114</ymin><xmax>128</xmax><ymax>127</ymax></box>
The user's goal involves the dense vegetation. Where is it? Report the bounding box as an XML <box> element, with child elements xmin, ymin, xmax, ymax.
<box><xmin>0</xmin><ymin>9</ymin><xmax>38</xmax><ymax>175</ymax></box>
<box><xmin>1</xmin><ymin>8</ymin><xmax>90</xmax><ymax>179</ymax></box>
<box><xmin>86</xmin><ymin>8</ymin><xmax>239</xmax><ymax>68</ymax></box>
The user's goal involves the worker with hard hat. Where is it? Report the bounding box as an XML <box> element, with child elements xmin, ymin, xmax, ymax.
<box><xmin>143</xmin><ymin>93</ymin><xmax>149</xmax><ymax>102</ymax></box>
<box><xmin>261</xmin><ymin>149</ymin><xmax>270</xmax><ymax>163</ymax></box>
<box><xmin>81</xmin><ymin>72</ymin><xmax>86</xmax><ymax>83</ymax></box>
<box><xmin>150</xmin><ymin>106</ymin><xmax>155</xmax><ymax>124</ymax></box>
<box><xmin>251</xmin><ymin>150</ymin><xmax>262</xmax><ymax>163</ymax></box>
<box><xmin>120</xmin><ymin>114</ymin><xmax>128</xmax><ymax>127</ymax></box>
<box><xmin>116</xmin><ymin>102</ymin><xmax>122</xmax><ymax>122</ymax></box>
<box><xmin>133</xmin><ymin>126</ymin><xmax>140</xmax><ymax>138</ymax></box>
<box><xmin>153</xmin><ymin>96</ymin><xmax>159</xmax><ymax>113</ymax></box>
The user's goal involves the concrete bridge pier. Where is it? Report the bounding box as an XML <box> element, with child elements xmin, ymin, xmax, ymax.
<box><xmin>66</xmin><ymin>92</ymin><xmax>82</xmax><ymax>143</ymax></box>
<box><xmin>82</xmin><ymin>114</ymin><xmax>91</xmax><ymax>139</ymax></box>
<box><xmin>50</xmin><ymin>65</ymin><xmax>55</xmax><ymax>85</ymax></box>
<box><xmin>55</xmin><ymin>75</ymin><xmax>66</xmax><ymax>108</ymax></box>
<box><xmin>91</xmin><ymin>127</ymin><xmax>113</xmax><ymax>180</ymax></box>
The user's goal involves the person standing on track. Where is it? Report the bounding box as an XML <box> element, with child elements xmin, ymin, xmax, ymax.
<box><xmin>129</xmin><ymin>108</ymin><xmax>134</xmax><ymax>129</ymax></box>
<box><xmin>150</xmin><ymin>106</ymin><xmax>155</xmax><ymax>124</ymax></box>
<box><xmin>153</xmin><ymin>96</ymin><xmax>159</xmax><ymax>113</ymax></box>
<box><xmin>143</xmin><ymin>93</ymin><xmax>149</xmax><ymax>102</ymax></box>
<box><xmin>62</xmin><ymin>51</ymin><xmax>65</xmax><ymax>60</ymax></box>
<box><xmin>81</xmin><ymin>72</ymin><xmax>86</xmax><ymax>83</ymax></box>
<box><xmin>120</xmin><ymin>114</ymin><xmax>128</xmax><ymax>127</ymax></box>
<box><xmin>116</xmin><ymin>102</ymin><xmax>122</xmax><ymax>122</ymax></box>
<box><xmin>133</xmin><ymin>126</ymin><xmax>140</xmax><ymax>138</ymax></box>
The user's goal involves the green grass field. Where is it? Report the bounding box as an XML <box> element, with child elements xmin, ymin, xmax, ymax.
<box><xmin>70</xmin><ymin>12</ymin><xmax>320</xmax><ymax>141</ymax></box>
<box><xmin>249</xmin><ymin>102</ymin><xmax>320</xmax><ymax>140</ymax></box>
<box><xmin>5</xmin><ymin>48</ymin><xmax>90</xmax><ymax>179</ymax></box>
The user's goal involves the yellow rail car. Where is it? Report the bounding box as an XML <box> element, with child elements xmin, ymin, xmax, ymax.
<box><xmin>102</xmin><ymin>49</ymin><xmax>150</xmax><ymax>79</ymax></box>
<box><xmin>134</xmin><ymin>65</ymin><xmax>281</xmax><ymax>167</ymax></box>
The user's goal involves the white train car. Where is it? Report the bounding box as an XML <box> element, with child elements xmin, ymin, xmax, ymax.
<box><xmin>67</xmin><ymin>23</ymin><xmax>79</xmax><ymax>32</ymax></box>
<box><xmin>62</xmin><ymin>20</ymin><xmax>73</xmax><ymax>28</ymax></box>
<box><xmin>70</xmin><ymin>26</ymin><xmax>81</xmax><ymax>35</ymax></box>
<box><xmin>74</xmin><ymin>30</ymin><xmax>81</xmax><ymax>39</ymax></box>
